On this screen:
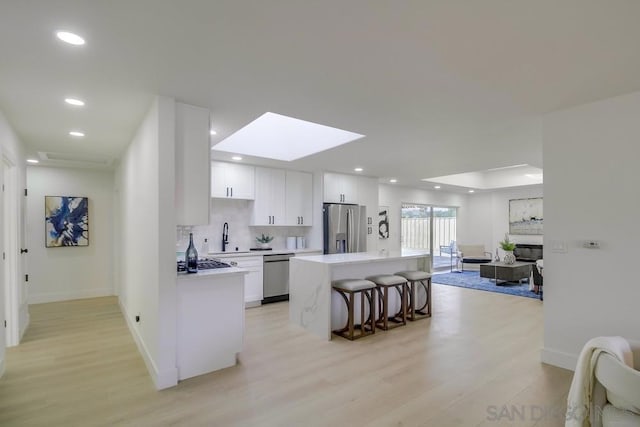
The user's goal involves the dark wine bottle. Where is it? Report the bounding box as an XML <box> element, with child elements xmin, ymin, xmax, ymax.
<box><xmin>185</xmin><ymin>233</ymin><xmax>198</xmax><ymax>273</ymax></box>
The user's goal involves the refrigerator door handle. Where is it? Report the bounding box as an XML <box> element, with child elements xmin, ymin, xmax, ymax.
<box><xmin>346</xmin><ymin>208</ymin><xmax>353</xmax><ymax>252</ymax></box>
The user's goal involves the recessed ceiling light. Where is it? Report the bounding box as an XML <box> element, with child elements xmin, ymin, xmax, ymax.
<box><xmin>434</xmin><ymin>185</ymin><xmax>441</xmax><ymax>189</ymax></box>
<box><xmin>354</xmin><ymin>167</ymin><xmax>363</xmax><ymax>172</ymax></box>
<box><xmin>213</xmin><ymin>112</ymin><xmax>365</xmax><ymax>161</ymax></box>
<box><xmin>210</xmin><ymin>130</ymin><xmax>217</xmax><ymax>135</ymax></box>
<box><xmin>27</xmin><ymin>159</ymin><xmax>39</xmax><ymax>164</ymax></box>
<box><xmin>389</xmin><ymin>179</ymin><xmax>397</xmax><ymax>183</ymax></box>
<box><xmin>65</xmin><ymin>98</ymin><xmax>85</xmax><ymax>106</ymax></box>
<box><xmin>69</xmin><ymin>131</ymin><xmax>85</xmax><ymax>137</ymax></box>
<box><xmin>56</xmin><ymin>31</ymin><xmax>85</xmax><ymax>46</ymax></box>
<box><xmin>231</xmin><ymin>156</ymin><xmax>242</xmax><ymax>161</ymax></box>
<box><xmin>468</xmin><ymin>189</ymin><xmax>475</xmax><ymax>193</ymax></box>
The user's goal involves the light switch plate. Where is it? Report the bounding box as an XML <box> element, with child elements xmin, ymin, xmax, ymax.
<box><xmin>550</xmin><ymin>240</ymin><xmax>568</xmax><ymax>253</ymax></box>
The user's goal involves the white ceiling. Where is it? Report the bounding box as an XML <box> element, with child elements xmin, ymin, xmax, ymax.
<box><xmin>2</xmin><ymin>1</ymin><xmax>640</xmax><ymax>190</ymax></box>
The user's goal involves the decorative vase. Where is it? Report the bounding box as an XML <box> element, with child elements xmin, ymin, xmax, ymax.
<box><xmin>260</xmin><ymin>242</ymin><xmax>270</xmax><ymax>249</ymax></box>
<box><xmin>503</xmin><ymin>250</ymin><xmax>516</xmax><ymax>265</ymax></box>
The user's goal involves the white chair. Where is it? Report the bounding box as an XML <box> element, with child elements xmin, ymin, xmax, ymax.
<box><xmin>591</xmin><ymin>340</ymin><xmax>640</xmax><ymax>427</ymax></box>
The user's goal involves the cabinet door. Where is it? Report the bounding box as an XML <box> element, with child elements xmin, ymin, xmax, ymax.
<box><xmin>323</xmin><ymin>172</ymin><xmax>359</xmax><ymax>204</ymax></box>
<box><xmin>323</xmin><ymin>172</ymin><xmax>344</xmax><ymax>203</ymax></box>
<box><xmin>227</xmin><ymin>163</ymin><xmax>255</xmax><ymax>200</ymax></box>
<box><xmin>285</xmin><ymin>171</ymin><xmax>313</xmax><ymax>226</ymax></box>
<box><xmin>211</xmin><ymin>161</ymin><xmax>229</xmax><ymax>198</ymax></box>
<box><xmin>175</xmin><ymin>103</ymin><xmax>211</xmax><ymax>225</ymax></box>
<box><xmin>341</xmin><ymin>174</ymin><xmax>359</xmax><ymax>204</ymax></box>
<box><xmin>228</xmin><ymin>256</ymin><xmax>263</xmax><ymax>304</ymax></box>
<box><xmin>252</xmin><ymin>167</ymin><xmax>285</xmax><ymax>225</ymax></box>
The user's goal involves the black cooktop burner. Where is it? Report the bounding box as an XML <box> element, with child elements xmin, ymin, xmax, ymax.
<box><xmin>177</xmin><ymin>258</ymin><xmax>232</xmax><ymax>272</ymax></box>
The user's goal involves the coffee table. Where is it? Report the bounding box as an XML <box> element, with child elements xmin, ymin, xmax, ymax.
<box><xmin>480</xmin><ymin>261</ymin><xmax>532</xmax><ymax>285</ymax></box>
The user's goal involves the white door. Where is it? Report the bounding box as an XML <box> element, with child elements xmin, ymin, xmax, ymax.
<box><xmin>2</xmin><ymin>156</ymin><xmax>26</xmax><ymax>347</ymax></box>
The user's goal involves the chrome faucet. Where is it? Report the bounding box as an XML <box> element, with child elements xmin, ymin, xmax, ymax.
<box><xmin>222</xmin><ymin>222</ymin><xmax>229</xmax><ymax>252</ymax></box>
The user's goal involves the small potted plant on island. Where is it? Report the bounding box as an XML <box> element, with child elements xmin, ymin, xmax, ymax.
<box><xmin>499</xmin><ymin>233</ymin><xmax>516</xmax><ymax>264</ymax></box>
<box><xmin>256</xmin><ymin>233</ymin><xmax>274</xmax><ymax>249</ymax></box>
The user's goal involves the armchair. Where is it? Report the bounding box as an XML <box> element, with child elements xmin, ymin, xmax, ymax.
<box><xmin>591</xmin><ymin>340</ymin><xmax>640</xmax><ymax>426</ymax></box>
<box><xmin>455</xmin><ymin>244</ymin><xmax>492</xmax><ymax>272</ymax></box>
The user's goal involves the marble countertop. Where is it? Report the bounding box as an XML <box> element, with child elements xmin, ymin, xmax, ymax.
<box><xmin>176</xmin><ymin>266</ymin><xmax>248</xmax><ymax>280</ymax></box>
<box><xmin>291</xmin><ymin>249</ymin><xmax>430</xmax><ymax>265</ymax></box>
<box><xmin>206</xmin><ymin>248</ymin><xmax>322</xmax><ymax>259</ymax></box>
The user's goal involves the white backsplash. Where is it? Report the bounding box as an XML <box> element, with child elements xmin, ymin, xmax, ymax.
<box><xmin>177</xmin><ymin>198</ymin><xmax>312</xmax><ymax>255</ymax></box>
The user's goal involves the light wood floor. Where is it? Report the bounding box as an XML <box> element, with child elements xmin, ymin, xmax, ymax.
<box><xmin>0</xmin><ymin>284</ymin><xmax>573</xmax><ymax>427</ymax></box>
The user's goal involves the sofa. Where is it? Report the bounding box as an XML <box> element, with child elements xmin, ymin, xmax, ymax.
<box><xmin>513</xmin><ymin>244</ymin><xmax>543</xmax><ymax>262</ymax></box>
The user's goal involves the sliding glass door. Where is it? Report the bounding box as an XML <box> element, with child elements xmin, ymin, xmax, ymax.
<box><xmin>401</xmin><ymin>204</ymin><xmax>457</xmax><ymax>270</ymax></box>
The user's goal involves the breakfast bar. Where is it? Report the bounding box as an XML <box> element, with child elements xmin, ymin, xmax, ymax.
<box><xmin>289</xmin><ymin>250</ymin><xmax>430</xmax><ymax>340</ymax></box>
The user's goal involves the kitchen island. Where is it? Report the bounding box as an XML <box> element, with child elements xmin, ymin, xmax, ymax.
<box><xmin>289</xmin><ymin>250</ymin><xmax>430</xmax><ymax>340</ymax></box>
<box><xmin>176</xmin><ymin>267</ymin><xmax>247</xmax><ymax>380</ymax></box>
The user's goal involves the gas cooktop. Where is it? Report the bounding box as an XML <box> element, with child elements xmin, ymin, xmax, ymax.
<box><xmin>177</xmin><ymin>258</ymin><xmax>232</xmax><ymax>272</ymax></box>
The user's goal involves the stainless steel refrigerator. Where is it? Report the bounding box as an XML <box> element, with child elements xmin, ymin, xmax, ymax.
<box><xmin>323</xmin><ymin>203</ymin><xmax>367</xmax><ymax>254</ymax></box>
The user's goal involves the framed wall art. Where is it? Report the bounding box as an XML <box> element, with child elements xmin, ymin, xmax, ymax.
<box><xmin>378</xmin><ymin>206</ymin><xmax>389</xmax><ymax>239</ymax></box>
<box><xmin>45</xmin><ymin>196</ymin><xmax>89</xmax><ymax>247</ymax></box>
<box><xmin>509</xmin><ymin>197</ymin><xmax>543</xmax><ymax>235</ymax></box>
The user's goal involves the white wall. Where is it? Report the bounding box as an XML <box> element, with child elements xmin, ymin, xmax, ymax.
<box><xmin>115</xmin><ymin>96</ymin><xmax>177</xmax><ymax>389</ymax></box>
<box><xmin>378</xmin><ymin>184</ymin><xmax>470</xmax><ymax>253</ymax></box>
<box><xmin>26</xmin><ymin>167</ymin><xmax>114</xmax><ymax>303</ymax></box>
<box><xmin>542</xmin><ymin>91</ymin><xmax>640</xmax><ymax>370</ymax></box>
<box><xmin>0</xmin><ymin>110</ymin><xmax>27</xmax><ymax>377</ymax></box>
<box><xmin>465</xmin><ymin>185</ymin><xmax>543</xmax><ymax>256</ymax></box>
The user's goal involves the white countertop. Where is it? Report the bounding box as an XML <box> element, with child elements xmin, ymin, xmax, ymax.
<box><xmin>206</xmin><ymin>248</ymin><xmax>322</xmax><ymax>259</ymax></box>
<box><xmin>177</xmin><ymin>266</ymin><xmax>248</xmax><ymax>280</ymax></box>
<box><xmin>291</xmin><ymin>249</ymin><xmax>430</xmax><ymax>266</ymax></box>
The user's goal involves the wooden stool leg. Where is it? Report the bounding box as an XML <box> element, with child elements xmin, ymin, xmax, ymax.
<box><xmin>348</xmin><ymin>290</ymin><xmax>355</xmax><ymax>339</ymax></box>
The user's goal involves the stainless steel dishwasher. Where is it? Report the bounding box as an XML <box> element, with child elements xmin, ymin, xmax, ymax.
<box><xmin>262</xmin><ymin>253</ymin><xmax>294</xmax><ymax>304</ymax></box>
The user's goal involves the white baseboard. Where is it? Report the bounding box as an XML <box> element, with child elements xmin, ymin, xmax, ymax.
<box><xmin>541</xmin><ymin>347</ymin><xmax>578</xmax><ymax>371</ymax></box>
<box><xmin>118</xmin><ymin>298</ymin><xmax>177</xmax><ymax>390</ymax></box>
<box><xmin>29</xmin><ymin>288</ymin><xmax>114</xmax><ymax>304</ymax></box>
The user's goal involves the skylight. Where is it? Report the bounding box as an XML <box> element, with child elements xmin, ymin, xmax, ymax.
<box><xmin>212</xmin><ymin>112</ymin><xmax>365</xmax><ymax>161</ymax></box>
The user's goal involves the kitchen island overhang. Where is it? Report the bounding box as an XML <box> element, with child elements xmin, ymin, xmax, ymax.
<box><xmin>289</xmin><ymin>250</ymin><xmax>431</xmax><ymax>340</ymax></box>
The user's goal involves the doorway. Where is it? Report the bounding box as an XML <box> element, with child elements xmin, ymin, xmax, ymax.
<box><xmin>3</xmin><ymin>156</ymin><xmax>26</xmax><ymax>347</ymax></box>
<box><xmin>401</xmin><ymin>204</ymin><xmax>457</xmax><ymax>271</ymax></box>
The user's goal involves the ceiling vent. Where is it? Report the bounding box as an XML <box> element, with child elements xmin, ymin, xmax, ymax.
<box><xmin>37</xmin><ymin>152</ymin><xmax>114</xmax><ymax>168</ymax></box>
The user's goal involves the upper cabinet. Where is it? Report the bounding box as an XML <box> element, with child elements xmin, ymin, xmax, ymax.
<box><xmin>175</xmin><ymin>103</ymin><xmax>211</xmax><ymax>225</ymax></box>
<box><xmin>211</xmin><ymin>161</ymin><xmax>255</xmax><ymax>200</ymax></box>
<box><xmin>323</xmin><ymin>172</ymin><xmax>359</xmax><ymax>204</ymax></box>
<box><xmin>252</xmin><ymin>167</ymin><xmax>286</xmax><ymax>225</ymax></box>
<box><xmin>285</xmin><ymin>170</ymin><xmax>313</xmax><ymax>226</ymax></box>
<box><xmin>251</xmin><ymin>168</ymin><xmax>313</xmax><ymax>226</ymax></box>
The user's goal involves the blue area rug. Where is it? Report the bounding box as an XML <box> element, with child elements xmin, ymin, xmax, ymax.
<box><xmin>433</xmin><ymin>271</ymin><xmax>539</xmax><ymax>299</ymax></box>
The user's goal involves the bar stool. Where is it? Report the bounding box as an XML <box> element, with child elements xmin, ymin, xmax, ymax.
<box><xmin>366</xmin><ymin>274</ymin><xmax>408</xmax><ymax>330</ymax></box>
<box><xmin>396</xmin><ymin>270</ymin><xmax>432</xmax><ymax>320</ymax></box>
<box><xmin>332</xmin><ymin>279</ymin><xmax>377</xmax><ymax>340</ymax></box>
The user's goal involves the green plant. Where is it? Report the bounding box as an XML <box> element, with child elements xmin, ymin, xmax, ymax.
<box><xmin>256</xmin><ymin>233</ymin><xmax>274</xmax><ymax>244</ymax></box>
<box><xmin>499</xmin><ymin>233</ymin><xmax>516</xmax><ymax>251</ymax></box>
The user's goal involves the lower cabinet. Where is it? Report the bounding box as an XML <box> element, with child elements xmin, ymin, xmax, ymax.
<box><xmin>225</xmin><ymin>256</ymin><xmax>263</xmax><ymax>306</ymax></box>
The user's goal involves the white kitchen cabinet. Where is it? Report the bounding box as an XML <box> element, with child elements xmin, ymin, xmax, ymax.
<box><xmin>224</xmin><ymin>256</ymin><xmax>263</xmax><ymax>306</ymax></box>
<box><xmin>285</xmin><ymin>170</ymin><xmax>313</xmax><ymax>226</ymax></box>
<box><xmin>175</xmin><ymin>103</ymin><xmax>210</xmax><ymax>225</ymax></box>
<box><xmin>252</xmin><ymin>167</ymin><xmax>286</xmax><ymax>225</ymax></box>
<box><xmin>211</xmin><ymin>161</ymin><xmax>255</xmax><ymax>199</ymax></box>
<box><xmin>323</xmin><ymin>172</ymin><xmax>358</xmax><ymax>204</ymax></box>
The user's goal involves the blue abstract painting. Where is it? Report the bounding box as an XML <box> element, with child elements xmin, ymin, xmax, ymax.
<box><xmin>45</xmin><ymin>196</ymin><xmax>89</xmax><ymax>247</ymax></box>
